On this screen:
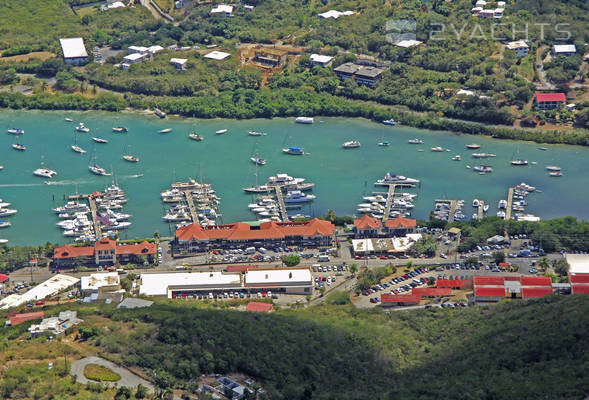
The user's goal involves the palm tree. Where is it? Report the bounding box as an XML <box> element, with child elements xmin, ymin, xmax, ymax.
<box><xmin>349</xmin><ymin>264</ymin><xmax>358</xmax><ymax>276</ymax></box>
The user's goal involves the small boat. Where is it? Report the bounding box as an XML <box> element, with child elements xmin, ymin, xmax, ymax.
<box><xmin>377</xmin><ymin>141</ymin><xmax>390</xmax><ymax>147</ymax></box>
<box><xmin>215</xmin><ymin>129</ymin><xmax>228</xmax><ymax>135</ymax></box>
<box><xmin>511</xmin><ymin>159</ymin><xmax>528</xmax><ymax>166</ymax></box>
<box><xmin>431</xmin><ymin>146</ymin><xmax>444</xmax><ymax>152</ymax></box>
<box><xmin>473</xmin><ymin>164</ymin><xmax>493</xmax><ymax>173</ymax></box>
<box><xmin>466</xmin><ymin>144</ymin><xmax>481</xmax><ymax>149</ymax></box>
<box><xmin>123</xmin><ymin>155</ymin><xmax>140</xmax><ymax>163</ymax></box>
<box><xmin>0</xmin><ymin>165</ymin><xmax>3</xmax><ymax>170</ymax></box>
<box><xmin>452</xmin><ymin>155</ymin><xmax>461</xmax><ymax>161</ymax></box>
<box><xmin>112</xmin><ymin>126</ymin><xmax>128</xmax><ymax>133</ymax></box>
<box><xmin>72</xmin><ymin>145</ymin><xmax>86</xmax><ymax>154</ymax></box>
<box><xmin>342</xmin><ymin>141</ymin><xmax>361</xmax><ymax>149</ymax></box>
<box><xmin>466</xmin><ymin>165</ymin><xmax>471</xmax><ymax>169</ymax></box>
<box><xmin>408</xmin><ymin>138</ymin><xmax>423</xmax><ymax>144</ymax></box>
<box><xmin>33</xmin><ymin>167</ymin><xmax>57</xmax><ymax>178</ymax></box>
<box><xmin>538</xmin><ymin>147</ymin><xmax>548</xmax><ymax>151</ymax></box>
<box><xmin>549</xmin><ymin>171</ymin><xmax>562</xmax><ymax>177</ymax></box>
<box><xmin>545</xmin><ymin>165</ymin><xmax>561</xmax><ymax>172</ymax></box>
<box><xmin>7</xmin><ymin>128</ymin><xmax>24</xmax><ymax>135</ymax></box>
<box><xmin>282</xmin><ymin>146</ymin><xmax>304</xmax><ymax>155</ymax></box>
<box><xmin>483</xmin><ymin>204</ymin><xmax>489</xmax><ymax>213</ymax></box>
<box><xmin>0</xmin><ymin>209</ymin><xmax>17</xmax><ymax>217</ymax></box>
<box><xmin>382</xmin><ymin>119</ymin><xmax>397</xmax><ymax>126</ymax></box>
<box><xmin>92</xmin><ymin>137</ymin><xmax>109</xmax><ymax>143</ymax></box>
<box><xmin>188</xmin><ymin>133</ymin><xmax>204</xmax><ymax>141</ymax></box>
<box><xmin>65</xmin><ymin>117</ymin><xmax>73</xmax><ymax>122</ymax></box>
<box><xmin>89</xmin><ymin>165</ymin><xmax>111</xmax><ymax>176</ymax></box>
<box><xmin>159</xmin><ymin>128</ymin><xmax>172</xmax><ymax>133</ymax></box>
<box><xmin>248</xmin><ymin>131</ymin><xmax>266</xmax><ymax>136</ymax></box>
<box><xmin>154</xmin><ymin>108</ymin><xmax>166</xmax><ymax>118</ymax></box>
<box><xmin>417</xmin><ymin>149</ymin><xmax>424</xmax><ymax>152</ymax></box>
<box><xmin>472</xmin><ymin>153</ymin><xmax>496</xmax><ymax>158</ymax></box>
<box><xmin>295</xmin><ymin>117</ymin><xmax>314</xmax><ymax>124</ymax></box>
<box><xmin>0</xmin><ymin>221</ymin><xmax>11</xmax><ymax>228</ymax></box>
<box><xmin>75</xmin><ymin>123</ymin><xmax>90</xmax><ymax>133</ymax></box>
<box><xmin>250</xmin><ymin>157</ymin><xmax>266</xmax><ymax>166</ymax></box>
<box><xmin>12</xmin><ymin>143</ymin><xmax>26</xmax><ymax>151</ymax></box>
<box><xmin>472</xmin><ymin>199</ymin><xmax>479</xmax><ymax>207</ymax></box>
<box><xmin>0</xmin><ymin>239</ymin><xmax>8</xmax><ymax>244</ymax></box>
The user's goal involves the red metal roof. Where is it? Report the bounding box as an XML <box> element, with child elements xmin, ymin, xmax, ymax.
<box><xmin>536</xmin><ymin>93</ymin><xmax>565</xmax><ymax>103</ymax></box>
<box><xmin>95</xmin><ymin>238</ymin><xmax>116</xmax><ymax>250</ymax></box>
<box><xmin>53</xmin><ymin>244</ymin><xmax>94</xmax><ymax>259</ymax></box>
<box><xmin>412</xmin><ymin>288</ymin><xmax>452</xmax><ymax>297</ymax></box>
<box><xmin>54</xmin><ymin>240</ymin><xmax>156</xmax><ymax>259</ymax></box>
<box><xmin>10</xmin><ymin>311</ymin><xmax>45</xmax><ymax>326</ymax></box>
<box><xmin>0</xmin><ymin>273</ymin><xmax>9</xmax><ymax>283</ymax></box>
<box><xmin>384</xmin><ymin>216</ymin><xmax>417</xmax><ymax>229</ymax></box>
<box><xmin>520</xmin><ymin>276</ymin><xmax>552</xmax><ymax>287</ymax></box>
<box><xmin>474</xmin><ymin>287</ymin><xmax>506</xmax><ymax>297</ymax></box>
<box><xmin>473</xmin><ymin>276</ymin><xmax>505</xmax><ymax>286</ymax></box>
<box><xmin>353</xmin><ymin>215</ymin><xmax>381</xmax><ymax>230</ymax></box>
<box><xmin>226</xmin><ymin>264</ymin><xmax>259</xmax><ymax>272</ymax></box>
<box><xmin>570</xmin><ymin>275</ymin><xmax>589</xmax><ymax>284</ymax></box>
<box><xmin>245</xmin><ymin>302</ymin><xmax>274</xmax><ymax>312</ymax></box>
<box><xmin>572</xmin><ymin>285</ymin><xmax>589</xmax><ymax>294</ymax></box>
<box><xmin>116</xmin><ymin>241</ymin><xmax>157</xmax><ymax>255</ymax></box>
<box><xmin>176</xmin><ymin>218</ymin><xmax>334</xmax><ymax>242</ymax></box>
<box><xmin>381</xmin><ymin>294</ymin><xmax>420</xmax><ymax>303</ymax></box>
<box><xmin>522</xmin><ymin>287</ymin><xmax>553</xmax><ymax>298</ymax></box>
<box><xmin>436</xmin><ymin>279</ymin><xmax>472</xmax><ymax>288</ymax></box>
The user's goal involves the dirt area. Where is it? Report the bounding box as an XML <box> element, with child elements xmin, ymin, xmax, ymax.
<box><xmin>0</xmin><ymin>51</ymin><xmax>55</xmax><ymax>62</ymax></box>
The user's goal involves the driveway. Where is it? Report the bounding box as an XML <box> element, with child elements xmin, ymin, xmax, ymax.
<box><xmin>71</xmin><ymin>356</ymin><xmax>154</xmax><ymax>391</ymax></box>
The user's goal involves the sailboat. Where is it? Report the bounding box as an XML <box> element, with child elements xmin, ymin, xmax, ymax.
<box><xmin>510</xmin><ymin>147</ymin><xmax>528</xmax><ymax>166</ymax></box>
<box><xmin>33</xmin><ymin>155</ymin><xmax>57</xmax><ymax>178</ymax></box>
<box><xmin>250</xmin><ymin>148</ymin><xmax>266</xmax><ymax>166</ymax></box>
<box><xmin>71</xmin><ymin>134</ymin><xmax>86</xmax><ymax>154</ymax></box>
<box><xmin>122</xmin><ymin>145</ymin><xmax>139</xmax><ymax>163</ymax></box>
<box><xmin>88</xmin><ymin>147</ymin><xmax>111</xmax><ymax>176</ymax></box>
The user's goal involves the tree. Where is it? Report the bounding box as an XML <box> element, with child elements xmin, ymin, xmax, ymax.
<box><xmin>493</xmin><ymin>251</ymin><xmax>505</xmax><ymax>264</ymax></box>
<box><xmin>282</xmin><ymin>255</ymin><xmax>300</xmax><ymax>267</ymax></box>
<box><xmin>114</xmin><ymin>387</ymin><xmax>132</xmax><ymax>400</ymax></box>
<box><xmin>427</xmin><ymin>276</ymin><xmax>436</xmax><ymax>286</ymax></box>
<box><xmin>538</xmin><ymin>257</ymin><xmax>550</xmax><ymax>272</ymax></box>
<box><xmin>552</xmin><ymin>259</ymin><xmax>569</xmax><ymax>277</ymax></box>
<box><xmin>349</xmin><ymin>264</ymin><xmax>358</xmax><ymax>276</ymax></box>
<box><xmin>135</xmin><ymin>384</ymin><xmax>148</xmax><ymax>399</ymax></box>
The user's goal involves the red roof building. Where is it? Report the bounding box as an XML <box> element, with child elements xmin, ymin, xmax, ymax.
<box><xmin>571</xmin><ymin>285</ymin><xmax>589</xmax><ymax>294</ymax></box>
<box><xmin>520</xmin><ymin>276</ymin><xmax>552</xmax><ymax>287</ymax></box>
<box><xmin>473</xmin><ymin>276</ymin><xmax>505</xmax><ymax>286</ymax></box>
<box><xmin>436</xmin><ymin>279</ymin><xmax>472</xmax><ymax>288</ymax></box>
<box><xmin>412</xmin><ymin>288</ymin><xmax>452</xmax><ymax>297</ymax></box>
<box><xmin>535</xmin><ymin>93</ymin><xmax>566</xmax><ymax>110</ymax></box>
<box><xmin>570</xmin><ymin>275</ymin><xmax>589</xmax><ymax>284</ymax></box>
<box><xmin>9</xmin><ymin>311</ymin><xmax>45</xmax><ymax>326</ymax></box>
<box><xmin>381</xmin><ymin>294</ymin><xmax>420</xmax><ymax>305</ymax></box>
<box><xmin>384</xmin><ymin>216</ymin><xmax>417</xmax><ymax>229</ymax></box>
<box><xmin>226</xmin><ymin>264</ymin><xmax>259</xmax><ymax>272</ymax></box>
<box><xmin>173</xmin><ymin>218</ymin><xmax>334</xmax><ymax>255</ymax></box>
<box><xmin>521</xmin><ymin>287</ymin><xmax>553</xmax><ymax>299</ymax></box>
<box><xmin>353</xmin><ymin>215</ymin><xmax>381</xmax><ymax>230</ymax></box>
<box><xmin>0</xmin><ymin>273</ymin><xmax>10</xmax><ymax>283</ymax></box>
<box><xmin>474</xmin><ymin>287</ymin><xmax>506</xmax><ymax>298</ymax></box>
<box><xmin>53</xmin><ymin>239</ymin><xmax>157</xmax><ymax>267</ymax></box>
<box><xmin>245</xmin><ymin>301</ymin><xmax>274</xmax><ymax>313</ymax></box>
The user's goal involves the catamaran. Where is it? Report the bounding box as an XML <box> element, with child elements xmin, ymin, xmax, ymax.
<box><xmin>466</xmin><ymin>144</ymin><xmax>481</xmax><ymax>149</ymax></box>
<box><xmin>408</xmin><ymin>138</ymin><xmax>423</xmax><ymax>144</ymax></box>
<box><xmin>342</xmin><ymin>141</ymin><xmax>361</xmax><ymax>149</ymax></box>
<box><xmin>33</xmin><ymin>156</ymin><xmax>57</xmax><ymax>179</ymax></box>
<box><xmin>248</xmin><ymin>131</ymin><xmax>266</xmax><ymax>136</ymax></box>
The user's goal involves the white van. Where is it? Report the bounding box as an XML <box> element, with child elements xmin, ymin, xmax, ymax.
<box><xmin>175</xmin><ymin>265</ymin><xmax>186</xmax><ymax>270</ymax></box>
<box><xmin>318</xmin><ymin>255</ymin><xmax>330</xmax><ymax>262</ymax></box>
<box><xmin>244</xmin><ymin>247</ymin><xmax>256</xmax><ymax>255</ymax></box>
<box><xmin>258</xmin><ymin>247</ymin><xmax>267</xmax><ymax>254</ymax></box>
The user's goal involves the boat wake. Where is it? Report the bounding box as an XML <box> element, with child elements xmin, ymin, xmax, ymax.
<box><xmin>123</xmin><ymin>174</ymin><xmax>144</xmax><ymax>179</ymax></box>
<box><xmin>0</xmin><ymin>183</ymin><xmax>47</xmax><ymax>188</ymax></box>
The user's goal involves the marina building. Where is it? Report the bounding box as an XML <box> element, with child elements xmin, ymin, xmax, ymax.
<box><xmin>535</xmin><ymin>93</ymin><xmax>566</xmax><ymax>110</ymax></box>
<box><xmin>53</xmin><ymin>238</ymin><xmax>157</xmax><ymax>268</ymax></box>
<box><xmin>80</xmin><ymin>272</ymin><xmax>121</xmax><ymax>300</ymax></box>
<box><xmin>381</xmin><ymin>294</ymin><xmax>420</xmax><ymax>307</ymax></box>
<box><xmin>138</xmin><ymin>267</ymin><xmax>313</xmax><ymax>298</ymax></box>
<box><xmin>171</xmin><ymin>218</ymin><xmax>334</xmax><ymax>256</ymax></box>
<box><xmin>353</xmin><ymin>215</ymin><xmax>417</xmax><ymax>238</ymax></box>
<box><xmin>59</xmin><ymin>38</ymin><xmax>88</xmax><ymax>65</ymax></box>
<box><xmin>334</xmin><ymin>62</ymin><xmax>385</xmax><ymax>87</ymax></box>
<box><xmin>351</xmin><ymin>234</ymin><xmax>422</xmax><ymax>257</ymax></box>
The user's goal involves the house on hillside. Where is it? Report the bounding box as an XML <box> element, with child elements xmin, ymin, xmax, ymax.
<box><xmin>535</xmin><ymin>93</ymin><xmax>566</xmax><ymax>110</ymax></box>
<box><xmin>310</xmin><ymin>54</ymin><xmax>334</xmax><ymax>67</ymax></box>
<box><xmin>506</xmin><ymin>40</ymin><xmax>529</xmax><ymax>57</ymax></box>
<box><xmin>552</xmin><ymin>44</ymin><xmax>576</xmax><ymax>56</ymax></box>
<box><xmin>59</xmin><ymin>38</ymin><xmax>88</xmax><ymax>65</ymax></box>
<box><xmin>210</xmin><ymin>4</ymin><xmax>233</xmax><ymax>17</ymax></box>
<box><xmin>253</xmin><ymin>48</ymin><xmax>288</xmax><ymax>67</ymax></box>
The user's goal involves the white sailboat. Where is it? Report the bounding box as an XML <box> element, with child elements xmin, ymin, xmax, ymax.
<box><xmin>33</xmin><ymin>155</ymin><xmax>57</xmax><ymax>178</ymax></box>
<box><xmin>88</xmin><ymin>147</ymin><xmax>111</xmax><ymax>176</ymax></box>
<box><xmin>71</xmin><ymin>134</ymin><xmax>86</xmax><ymax>154</ymax></box>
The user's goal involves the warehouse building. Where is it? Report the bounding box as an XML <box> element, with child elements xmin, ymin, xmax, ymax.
<box><xmin>0</xmin><ymin>275</ymin><xmax>79</xmax><ymax>310</ymax></box>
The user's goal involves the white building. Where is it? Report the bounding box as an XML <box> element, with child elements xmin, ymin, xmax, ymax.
<box><xmin>0</xmin><ymin>275</ymin><xmax>79</xmax><ymax>310</ymax></box>
<box><xmin>475</xmin><ymin>0</ymin><xmax>486</xmax><ymax>6</ymax></box>
<box><xmin>493</xmin><ymin>8</ymin><xmax>504</xmax><ymax>18</ymax></box>
<box><xmin>565</xmin><ymin>254</ymin><xmax>589</xmax><ymax>276</ymax></box>
<box><xmin>148</xmin><ymin>45</ymin><xmax>164</xmax><ymax>55</ymax></box>
<box><xmin>318</xmin><ymin>10</ymin><xmax>354</xmax><ymax>19</ymax></box>
<box><xmin>506</xmin><ymin>40</ymin><xmax>529</xmax><ymax>57</ymax></box>
<box><xmin>394</xmin><ymin>39</ymin><xmax>423</xmax><ymax>48</ymax></box>
<box><xmin>122</xmin><ymin>52</ymin><xmax>148</xmax><ymax>69</ymax></box>
<box><xmin>204</xmin><ymin>51</ymin><xmax>231</xmax><ymax>60</ymax></box>
<box><xmin>552</xmin><ymin>44</ymin><xmax>577</xmax><ymax>56</ymax></box>
<box><xmin>210</xmin><ymin>4</ymin><xmax>233</xmax><ymax>16</ymax></box>
<box><xmin>244</xmin><ymin>268</ymin><xmax>313</xmax><ymax>295</ymax></box>
<box><xmin>170</xmin><ymin>58</ymin><xmax>188</xmax><ymax>70</ymax></box>
<box><xmin>80</xmin><ymin>272</ymin><xmax>120</xmax><ymax>293</ymax></box>
<box><xmin>479</xmin><ymin>9</ymin><xmax>495</xmax><ymax>18</ymax></box>
<box><xmin>128</xmin><ymin>46</ymin><xmax>149</xmax><ymax>54</ymax></box>
<box><xmin>310</xmin><ymin>54</ymin><xmax>334</xmax><ymax>67</ymax></box>
<box><xmin>29</xmin><ymin>311</ymin><xmax>82</xmax><ymax>336</ymax></box>
<box><xmin>59</xmin><ymin>38</ymin><xmax>88</xmax><ymax>65</ymax></box>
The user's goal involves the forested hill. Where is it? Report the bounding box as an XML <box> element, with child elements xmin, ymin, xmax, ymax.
<box><xmin>102</xmin><ymin>295</ymin><xmax>589</xmax><ymax>400</ymax></box>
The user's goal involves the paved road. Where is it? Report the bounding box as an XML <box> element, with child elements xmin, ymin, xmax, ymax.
<box><xmin>71</xmin><ymin>356</ymin><xmax>155</xmax><ymax>391</ymax></box>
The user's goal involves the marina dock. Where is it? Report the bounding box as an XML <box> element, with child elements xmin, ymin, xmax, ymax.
<box><xmin>505</xmin><ymin>187</ymin><xmax>514</xmax><ymax>220</ymax></box>
<box><xmin>88</xmin><ymin>197</ymin><xmax>102</xmax><ymax>238</ymax></box>
<box><xmin>477</xmin><ymin>201</ymin><xmax>484</xmax><ymax>220</ymax></box>
<box><xmin>271</xmin><ymin>186</ymin><xmax>289</xmax><ymax>222</ymax></box>
<box><xmin>183</xmin><ymin>190</ymin><xmax>199</xmax><ymax>224</ymax></box>
<box><xmin>381</xmin><ymin>184</ymin><xmax>397</xmax><ymax>221</ymax></box>
<box><xmin>435</xmin><ymin>199</ymin><xmax>459</xmax><ymax>223</ymax></box>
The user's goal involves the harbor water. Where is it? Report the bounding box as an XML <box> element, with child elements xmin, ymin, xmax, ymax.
<box><xmin>1</xmin><ymin>110</ymin><xmax>588</xmax><ymax>245</ymax></box>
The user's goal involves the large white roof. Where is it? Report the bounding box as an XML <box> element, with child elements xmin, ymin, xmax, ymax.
<box><xmin>0</xmin><ymin>275</ymin><xmax>79</xmax><ymax>310</ymax></box>
<box><xmin>310</xmin><ymin>54</ymin><xmax>333</xmax><ymax>64</ymax></box>
<box><xmin>394</xmin><ymin>40</ymin><xmax>423</xmax><ymax>48</ymax></box>
<box><xmin>139</xmin><ymin>272</ymin><xmax>241</xmax><ymax>296</ymax></box>
<box><xmin>506</xmin><ymin>40</ymin><xmax>528</xmax><ymax>50</ymax></box>
<box><xmin>204</xmin><ymin>51</ymin><xmax>230</xmax><ymax>60</ymax></box>
<box><xmin>80</xmin><ymin>272</ymin><xmax>120</xmax><ymax>291</ymax></box>
<box><xmin>565</xmin><ymin>254</ymin><xmax>589</xmax><ymax>275</ymax></box>
<box><xmin>245</xmin><ymin>268</ymin><xmax>312</xmax><ymax>285</ymax></box>
<box><xmin>211</xmin><ymin>4</ymin><xmax>233</xmax><ymax>13</ymax></box>
<box><xmin>124</xmin><ymin>53</ymin><xmax>146</xmax><ymax>61</ymax></box>
<box><xmin>553</xmin><ymin>44</ymin><xmax>576</xmax><ymax>54</ymax></box>
<box><xmin>59</xmin><ymin>38</ymin><xmax>88</xmax><ymax>59</ymax></box>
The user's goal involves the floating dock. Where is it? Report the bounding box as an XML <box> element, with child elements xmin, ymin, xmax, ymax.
<box><xmin>505</xmin><ymin>187</ymin><xmax>514</xmax><ymax>220</ymax></box>
<box><xmin>88</xmin><ymin>197</ymin><xmax>102</xmax><ymax>237</ymax></box>
<box><xmin>435</xmin><ymin>199</ymin><xmax>459</xmax><ymax>223</ymax></box>
<box><xmin>271</xmin><ymin>186</ymin><xmax>289</xmax><ymax>222</ymax></box>
<box><xmin>477</xmin><ymin>201</ymin><xmax>484</xmax><ymax>220</ymax></box>
<box><xmin>183</xmin><ymin>190</ymin><xmax>199</xmax><ymax>224</ymax></box>
<box><xmin>381</xmin><ymin>184</ymin><xmax>397</xmax><ymax>221</ymax></box>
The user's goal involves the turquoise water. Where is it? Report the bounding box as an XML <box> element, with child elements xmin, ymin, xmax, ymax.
<box><xmin>0</xmin><ymin>110</ymin><xmax>588</xmax><ymax>245</ymax></box>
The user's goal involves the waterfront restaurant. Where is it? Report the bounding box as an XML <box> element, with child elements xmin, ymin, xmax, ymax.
<box><xmin>53</xmin><ymin>238</ymin><xmax>157</xmax><ymax>268</ymax></box>
<box><xmin>171</xmin><ymin>218</ymin><xmax>335</xmax><ymax>256</ymax></box>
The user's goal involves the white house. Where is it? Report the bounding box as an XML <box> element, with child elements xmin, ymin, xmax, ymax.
<box><xmin>478</xmin><ymin>9</ymin><xmax>494</xmax><ymax>18</ymax></box>
<box><xmin>122</xmin><ymin>52</ymin><xmax>148</xmax><ymax>69</ymax></box>
<box><xmin>128</xmin><ymin>46</ymin><xmax>149</xmax><ymax>54</ymax></box>
<box><xmin>210</xmin><ymin>4</ymin><xmax>233</xmax><ymax>16</ymax></box>
<box><xmin>394</xmin><ymin>39</ymin><xmax>423</xmax><ymax>48</ymax></box>
<box><xmin>475</xmin><ymin>0</ymin><xmax>486</xmax><ymax>6</ymax></box>
<box><xmin>170</xmin><ymin>58</ymin><xmax>188</xmax><ymax>71</ymax></box>
<box><xmin>59</xmin><ymin>38</ymin><xmax>88</xmax><ymax>66</ymax></box>
<box><xmin>493</xmin><ymin>8</ymin><xmax>504</xmax><ymax>18</ymax></box>
<box><xmin>204</xmin><ymin>51</ymin><xmax>230</xmax><ymax>60</ymax></box>
<box><xmin>506</xmin><ymin>40</ymin><xmax>529</xmax><ymax>57</ymax></box>
<box><xmin>147</xmin><ymin>45</ymin><xmax>164</xmax><ymax>55</ymax></box>
<box><xmin>310</xmin><ymin>54</ymin><xmax>334</xmax><ymax>67</ymax></box>
<box><xmin>318</xmin><ymin>10</ymin><xmax>354</xmax><ymax>19</ymax></box>
<box><xmin>552</xmin><ymin>44</ymin><xmax>577</xmax><ymax>56</ymax></box>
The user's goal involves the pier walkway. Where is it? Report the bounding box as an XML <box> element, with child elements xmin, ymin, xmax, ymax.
<box><xmin>88</xmin><ymin>197</ymin><xmax>102</xmax><ymax>238</ymax></box>
<box><xmin>477</xmin><ymin>201</ymin><xmax>484</xmax><ymax>219</ymax></box>
<box><xmin>271</xmin><ymin>186</ymin><xmax>289</xmax><ymax>222</ymax></box>
<box><xmin>505</xmin><ymin>187</ymin><xmax>514</xmax><ymax>220</ymax></box>
<box><xmin>435</xmin><ymin>199</ymin><xmax>459</xmax><ymax>223</ymax></box>
<box><xmin>382</xmin><ymin>184</ymin><xmax>397</xmax><ymax>221</ymax></box>
<box><xmin>183</xmin><ymin>190</ymin><xmax>199</xmax><ymax>224</ymax></box>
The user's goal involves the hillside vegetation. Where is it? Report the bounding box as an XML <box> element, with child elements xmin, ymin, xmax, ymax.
<box><xmin>90</xmin><ymin>295</ymin><xmax>589</xmax><ymax>400</ymax></box>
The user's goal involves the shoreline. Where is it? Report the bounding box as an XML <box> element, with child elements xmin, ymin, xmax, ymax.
<box><xmin>0</xmin><ymin>90</ymin><xmax>588</xmax><ymax>147</ymax></box>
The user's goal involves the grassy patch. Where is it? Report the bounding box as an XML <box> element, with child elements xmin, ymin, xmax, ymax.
<box><xmin>83</xmin><ymin>364</ymin><xmax>121</xmax><ymax>382</ymax></box>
